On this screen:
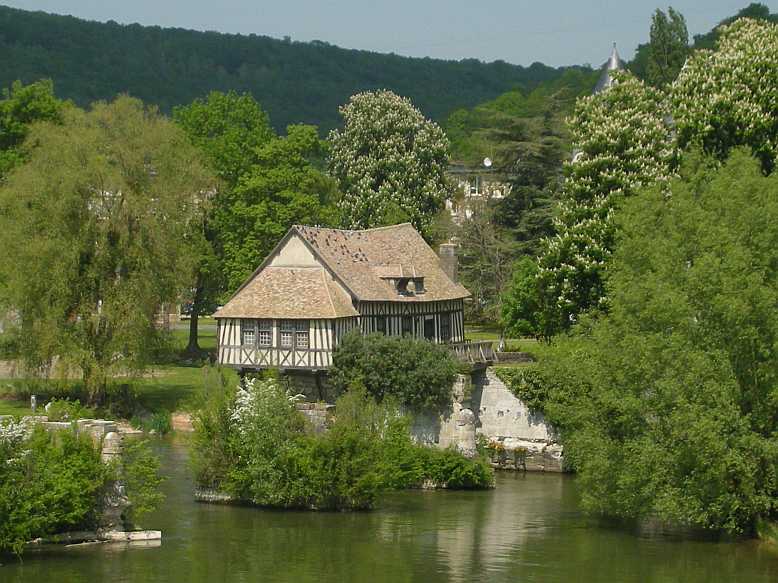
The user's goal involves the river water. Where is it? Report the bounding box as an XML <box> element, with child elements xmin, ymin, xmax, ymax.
<box><xmin>3</xmin><ymin>437</ymin><xmax>778</xmax><ymax>582</ymax></box>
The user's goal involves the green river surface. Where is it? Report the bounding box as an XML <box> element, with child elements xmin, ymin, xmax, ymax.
<box><xmin>3</xmin><ymin>436</ymin><xmax>778</xmax><ymax>582</ymax></box>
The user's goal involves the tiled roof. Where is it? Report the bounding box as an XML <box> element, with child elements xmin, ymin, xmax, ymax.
<box><xmin>214</xmin><ymin>266</ymin><xmax>358</xmax><ymax>319</ymax></box>
<box><xmin>294</xmin><ymin>223</ymin><xmax>470</xmax><ymax>302</ymax></box>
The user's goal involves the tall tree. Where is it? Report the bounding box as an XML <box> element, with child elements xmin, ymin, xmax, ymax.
<box><xmin>646</xmin><ymin>7</ymin><xmax>689</xmax><ymax>88</ymax></box>
<box><xmin>329</xmin><ymin>90</ymin><xmax>452</xmax><ymax>238</ymax></box>
<box><xmin>534</xmin><ymin>73</ymin><xmax>676</xmax><ymax>335</ymax></box>
<box><xmin>543</xmin><ymin>150</ymin><xmax>778</xmax><ymax>533</ymax></box>
<box><xmin>0</xmin><ymin>96</ymin><xmax>214</xmax><ymax>403</ymax></box>
<box><xmin>672</xmin><ymin>17</ymin><xmax>778</xmax><ymax>174</ymax></box>
<box><xmin>495</xmin><ymin>106</ymin><xmax>566</xmax><ymax>257</ymax></box>
<box><xmin>217</xmin><ymin>124</ymin><xmax>340</xmax><ymax>292</ymax></box>
<box><xmin>173</xmin><ymin>91</ymin><xmax>274</xmax><ymax>355</ymax></box>
<box><xmin>0</xmin><ymin>79</ymin><xmax>65</xmax><ymax>181</ymax></box>
<box><xmin>456</xmin><ymin>199</ymin><xmax>515</xmax><ymax>324</ymax></box>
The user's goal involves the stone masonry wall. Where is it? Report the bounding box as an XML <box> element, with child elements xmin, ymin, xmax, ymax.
<box><xmin>410</xmin><ymin>369</ymin><xmax>563</xmax><ymax>472</ymax></box>
<box><xmin>471</xmin><ymin>369</ymin><xmax>563</xmax><ymax>472</ymax></box>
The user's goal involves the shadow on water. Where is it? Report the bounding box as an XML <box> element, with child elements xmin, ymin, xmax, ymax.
<box><xmin>3</xmin><ymin>436</ymin><xmax>778</xmax><ymax>583</ymax></box>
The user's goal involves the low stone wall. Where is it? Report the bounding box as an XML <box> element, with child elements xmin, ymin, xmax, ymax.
<box><xmin>282</xmin><ymin>366</ymin><xmax>563</xmax><ymax>472</ymax></box>
<box><xmin>295</xmin><ymin>402</ymin><xmax>333</xmax><ymax>434</ymax></box>
<box><xmin>283</xmin><ymin>370</ymin><xmax>338</xmax><ymax>402</ymax></box>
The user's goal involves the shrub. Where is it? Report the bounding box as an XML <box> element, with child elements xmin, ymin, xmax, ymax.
<box><xmin>419</xmin><ymin>447</ymin><xmax>494</xmax><ymax>489</ymax></box>
<box><xmin>191</xmin><ymin>367</ymin><xmax>239</xmax><ymax>490</ymax></box>
<box><xmin>192</xmin><ymin>379</ymin><xmax>493</xmax><ymax>510</ymax></box>
<box><xmin>329</xmin><ymin>331</ymin><xmax>458</xmax><ymax>412</ymax></box>
<box><xmin>45</xmin><ymin>397</ymin><xmax>96</xmax><ymax>422</ymax></box>
<box><xmin>120</xmin><ymin>438</ymin><xmax>164</xmax><ymax>528</ymax></box>
<box><xmin>0</xmin><ymin>424</ymin><xmax>111</xmax><ymax>555</ymax></box>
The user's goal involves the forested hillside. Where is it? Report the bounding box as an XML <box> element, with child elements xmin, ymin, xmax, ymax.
<box><xmin>0</xmin><ymin>5</ymin><xmax>573</xmax><ymax>132</ymax></box>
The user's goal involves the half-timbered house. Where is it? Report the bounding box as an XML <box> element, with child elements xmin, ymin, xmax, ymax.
<box><xmin>214</xmin><ymin>223</ymin><xmax>472</xmax><ymax>373</ymax></box>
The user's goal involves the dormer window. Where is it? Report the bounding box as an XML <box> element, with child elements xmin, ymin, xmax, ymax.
<box><xmin>395</xmin><ymin>277</ymin><xmax>425</xmax><ymax>296</ymax></box>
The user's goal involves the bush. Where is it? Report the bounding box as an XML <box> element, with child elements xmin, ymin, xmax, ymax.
<box><xmin>44</xmin><ymin>397</ymin><xmax>96</xmax><ymax>422</ymax></box>
<box><xmin>329</xmin><ymin>332</ymin><xmax>458</xmax><ymax>412</ymax></box>
<box><xmin>0</xmin><ymin>423</ymin><xmax>111</xmax><ymax>555</ymax></box>
<box><xmin>120</xmin><ymin>438</ymin><xmax>164</xmax><ymax>528</ymax></box>
<box><xmin>191</xmin><ymin>367</ymin><xmax>238</xmax><ymax>490</ymax></box>
<box><xmin>192</xmin><ymin>379</ymin><xmax>493</xmax><ymax>510</ymax></box>
<box><xmin>131</xmin><ymin>411</ymin><xmax>173</xmax><ymax>435</ymax></box>
<box><xmin>419</xmin><ymin>447</ymin><xmax>494</xmax><ymax>489</ymax></box>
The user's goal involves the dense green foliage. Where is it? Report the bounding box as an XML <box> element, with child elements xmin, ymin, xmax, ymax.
<box><xmin>0</xmin><ymin>79</ymin><xmax>65</xmax><ymax>180</ymax></box>
<box><xmin>630</xmin><ymin>4</ymin><xmax>776</xmax><ymax>81</ymax></box>
<box><xmin>329</xmin><ymin>332</ymin><xmax>458</xmax><ymax>412</ymax></box>
<box><xmin>218</xmin><ymin>124</ymin><xmax>340</xmax><ymax>291</ymax></box>
<box><xmin>0</xmin><ymin>425</ymin><xmax>109</xmax><ymax>555</ymax></box>
<box><xmin>44</xmin><ymin>398</ymin><xmax>96</xmax><ymax>422</ymax></box>
<box><xmin>0</xmin><ymin>421</ymin><xmax>164</xmax><ymax>555</ymax></box>
<box><xmin>192</xmin><ymin>378</ymin><xmax>492</xmax><ymax>511</ymax></box>
<box><xmin>672</xmin><ymin>17</ymin><xmax>778</xmax><ymax>174</ymax></box>
<box><xmin>532</xmin><ymin>72</ymin><xmax>675</xmax><ymax>335</ymax></box>
<box><xmin>540</xmin><ymin>152</ymin><xmax>778</xmax><ymax>533</ymax></box>
<box><xmin>172</xmin><ymin>91</ymin><xmax>273</xmax><ymax>351</ymax></box>
<box><xmin>0</xmin><ymin>5</ymin><xmax>572</xmax><ymax>133</ymax></box>
<box><xmin>119</xmin><ymin>437</ymin><xmax>165</xmax><ymax>528</ymax></box>
<box><xmin>445</xmin><ymin>68</ymin><xmax>595</xmax><ymax>166</ymax></box>
<box><xmin>507</xmin><ymin>15</ymin><xmax>778</xmax><ymax>337</ymax></box>
<box><xmin>0</xmin><ymin>96</ymin><xmax>215</xmax><ymax>403</ymax></box>
<box><xmin>500</xmin><ymin>257</ymin><xmax>541</xmax><ymax>338</ymax></box>
<box><xmin>444</xmin><ymin>70</ymin><xmax>595</xmax><ymax>324</ymax></box>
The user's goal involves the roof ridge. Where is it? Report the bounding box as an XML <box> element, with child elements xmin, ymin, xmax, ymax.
<box><xmin>294</xmin><ymin>222</ymin><xmax>413</xmax><ymax>234</ymax></box>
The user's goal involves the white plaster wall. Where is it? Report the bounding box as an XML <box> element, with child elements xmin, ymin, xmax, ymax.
<box><xmin>269</xmin><ymin>235</ymin><xmax>320</xmax><ymax>267</ymax></box>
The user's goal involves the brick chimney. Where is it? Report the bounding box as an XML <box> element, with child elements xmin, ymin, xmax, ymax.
<box><xmin>439</xmin><ymin>243</ymin><xmax>458</xmax><ymax>284</ymax></box>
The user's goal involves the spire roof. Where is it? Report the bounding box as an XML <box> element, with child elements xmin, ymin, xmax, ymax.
<box><xmin>594</xmin><ymin>43</ymin><xmax>624</xmax><ymax>94</ymax></box>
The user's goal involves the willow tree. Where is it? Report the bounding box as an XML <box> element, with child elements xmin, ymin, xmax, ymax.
<box><xmin>328</xmin><ymin>90</ymin><xmax>452</xmax><ymax>238</ymax></box>
<box><xmin>0</xmin><ymin>96</ymin><xmax>214</xmax><ymax>403</ymax></box>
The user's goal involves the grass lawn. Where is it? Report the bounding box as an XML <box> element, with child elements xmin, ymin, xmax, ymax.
<box><xmin>0</xmin><ymin>321</ymin><xmax>236</xmax><ymax>418</ymax></box>
<box><xmin>464</xmin><ymin>324</ymin><xmax>539</xmax><ymax>354</ymax></box>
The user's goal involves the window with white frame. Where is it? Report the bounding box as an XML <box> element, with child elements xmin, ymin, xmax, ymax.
<box><xmin>280</xmin><ymin>320</ymin><xmax>309</xmax><ymax>349</ymax></box>
<box><xmin>258</xmin><ymin>319</ymin><xmax>272</xmax><ymax>347</ymax></box>
<box><xmin>295</xmin><ymin>320</ymin><xmax>309</xmax><ymax>349</ymax></box>
<box><xmin>280</xmin><ymin>320</ymin><xmax>295</xmax><ymax>348</ymax></box>
<box><xmin>241</xmin><ymin>319</ymin><xmax>256</xmax><ymax>346</ymax></box>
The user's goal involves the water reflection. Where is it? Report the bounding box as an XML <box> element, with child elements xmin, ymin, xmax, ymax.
<box><xmin>2</xmin><ymin>437</ymin><xmax>777</xmax><ymax>583</ymax></box>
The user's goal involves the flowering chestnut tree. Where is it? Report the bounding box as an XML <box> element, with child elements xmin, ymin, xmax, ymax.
<box><xmin>672</xmin><ymin>18</ymin><xmax>778</xmax><ymax>173</ymax></box>
<box><xmin>533</xmin><ymin>73</ymin><xmax>677</xmax><ymax>334</ymax></box>
<box><xmin>328</xmin><ymin>90</ymin><xmax>452</xmax><ymax>237</ymax></box>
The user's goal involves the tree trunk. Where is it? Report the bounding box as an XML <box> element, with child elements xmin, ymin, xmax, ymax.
<box><xmin>184</xmin><ymin>282</ymin><xmax>204</xmax><ymax>358</ymax></box>
<box><xmin>84</xmin><ymin>364</ymin><xmax>107</xmax><ymax>407</ymax></box>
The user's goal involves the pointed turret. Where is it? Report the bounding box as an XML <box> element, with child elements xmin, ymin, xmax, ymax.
<box><xmin>593</xmin><ymin>43</ymin><xmax>624</xmax><ymax>93</ymax></box>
